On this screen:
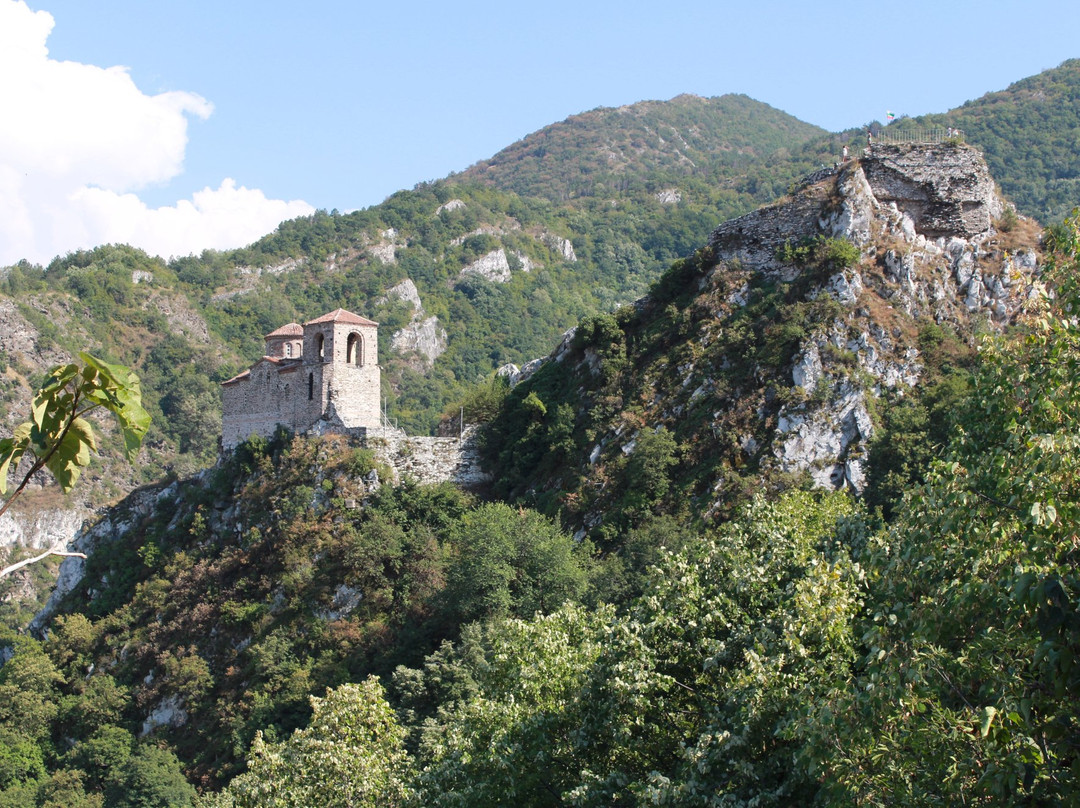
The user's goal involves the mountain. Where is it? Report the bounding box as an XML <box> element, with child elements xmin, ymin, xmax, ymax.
<box><xmin>3</xmin><ymin>60</ymin><xmax>1079</xmax><ymax>602</ymax></box>
<box><xmin>460</xmin><ymin>93</ymin><xmax>829</xmax><ymax>202</ymax></box>
<box><xmin>4</xmin><ymin>140</ymin><xmax>1073</xmax><ymax>806</ymax></box>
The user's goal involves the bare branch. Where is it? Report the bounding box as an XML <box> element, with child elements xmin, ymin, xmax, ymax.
<box><xmin>0</xmin><ymin>548</ymin><xmax>87</xmax><ymax>579</ymax></box>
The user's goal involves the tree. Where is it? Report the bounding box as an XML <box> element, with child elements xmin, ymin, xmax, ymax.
<box><xmin>442</xmin><ymin>503</ymin><xmax>586</xmax><ymax>623</ymax></box>
<box><xmin>411</xmin><ymin>491</ymin><xmax>861</xmax><ymax>806</ymax></box>
<box><xmin>411</xmin><ymin>604</ymin><xmax>613</xmax><ymax>808</ymax></box>
<box><xmin>205</xmin><ymin>678</ymin><xmax>411</xmax><ymax>808</ymax></box>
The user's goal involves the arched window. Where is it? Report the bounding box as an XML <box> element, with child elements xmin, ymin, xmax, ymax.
<box><xmin>316</xmin><ymin>333</ymin><xmax>325</xmax><ymax>362</ymax></box>
<box><xmin>308</xmin><ymin>373</ymin><xmax>314</xmax><ymax>401</ymax></box>
<box><xmin>346</xmin><ymin>332</ymin><xmax>363</xmax><ymax>366</ymax></box>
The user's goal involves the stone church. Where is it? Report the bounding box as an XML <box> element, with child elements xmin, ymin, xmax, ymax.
<box><xmin>220</xmin><ymin>309</ymin><xmax>383</xmax><ymax>449</ymax></box>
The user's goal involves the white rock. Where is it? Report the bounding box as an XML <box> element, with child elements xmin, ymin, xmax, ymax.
<box><xmin>792</xmin><ymin>343</ymin><xmax>823</xmax><ymax>393</ymax></box>
<box><xmin>383</xmin><ymin>279</ymin><xmax>423</xmax><ymax>311</ymax></box>
<box><xmin>458</xmin><ymin>249</ymin><xmax>512</xmax><ymax>283</ymax></box>
<box><xmin>436</xmin><ymin>199</ymin><xmax>466</xmax><ymax>214</ymax></box>
<box><xmin>391</xmin><ymin>316</ymin><xmax>448</xmax><ymax>366</ymax></box>
<box><xmin>541</xmin><ymin>234</ymin><xmax>577</xmax><ymax>262</ymax></box>
<box><xmin>316</xmin><ymin>584</ymin><xmax>363</xmax><ymax>621</ymax></box>
<box><xmin>141</xmin><ymin>694</ymin><xmax>188</xmax><ymax>737</ymax></box>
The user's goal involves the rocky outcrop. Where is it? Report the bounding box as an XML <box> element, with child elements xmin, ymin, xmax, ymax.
<box><xmin>382</xmin><ymin>279</ymin><xmax>423</xmax><ymax>311</ymax></box>
<box><xmin>236</xmin><ymin>258</ymin><xmax>304</xmax><ymax>276</ymax></box>
<box><xmin>858</xmin><ymin>143</ymin><xmax>1003</xmax><ymax>238</ymax></box>
<box><xmin>380</xmin><ymin>279</ymin><xmax>448</xmax><ymax>366</ymax></box>
<box><xmin>541</xmin><ymin>233</ymin><xmax>578</xmax><ymax>262</ymax></box>
<box><xmin>703</xmin><ymin>143</ymin><xmax>1039</xmax><ymax>494</ymax></box>
<box><xmin>458</xmin><ymin>249</ymin><xmax>512</xmax><ymax>283</ymax></box>
<box><xmin>391</xmin><ymin>316</ymin><xmax>448</xmax><ymax>366</ymax></box>
<box><xmin>436</xmin><ymin>198</ymin><xmax>466</xmax><ymax>214</ymax></box>
<box><xmin>0</xmin><ymin>506</ymin><xmax>90</xmax><ymax>550</ymax></box>
<box><xmin>30</xmin><ymin>481</ymin><xmax>179</xmax><ymax>634</ymax></box>
<box><xmin>369</xmin><ymin>228</ymin><xmax>404</xmax><ymax>264</ymax></box>
<box><xmin>141</xmin><ymin>694</ymin><xmax>188</xmax><ymax>737</ymax></box>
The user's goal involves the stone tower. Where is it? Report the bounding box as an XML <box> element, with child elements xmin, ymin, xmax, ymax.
<box><xmin>220</xmin><ymin>308</ymin><xmax>382</xmax><ymax>448</ymax></box>
<box><xmin>300</xmin><ymin>309</ymin><xmax>382</xmax><ymax>431</ymax></box>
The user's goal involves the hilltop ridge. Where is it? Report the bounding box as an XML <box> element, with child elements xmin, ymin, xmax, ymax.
<box><xmin>461</xmin><ymin>93</ymin><xmax>828</xmax><ymax>202</ymax></box>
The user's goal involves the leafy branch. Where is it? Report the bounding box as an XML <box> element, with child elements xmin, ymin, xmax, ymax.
<box><xmin>0</xmin><ymin>353</ymin><xmax>150</xmax><ymax>573</ymax></box>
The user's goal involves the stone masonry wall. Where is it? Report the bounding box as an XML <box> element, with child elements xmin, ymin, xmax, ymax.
<box><xmin>363</xmin><ymin>426</ymin><xmax>491</xmax><ymax>489</ymax></box>
<box><xmin>221</xmin><ymin>361</ymin><xmax>323</xmax><ymax>448</ymax></box>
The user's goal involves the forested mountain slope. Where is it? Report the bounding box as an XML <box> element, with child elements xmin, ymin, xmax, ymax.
<box><xmin>6</xmin><ymin>186</ymin><xmax>1077</xmax><ymax>807</ymax></box>
<box><xmin>3</xmin><ymin>60</ymin><xmax>1080</xmax><ymax>620</ymax></box>
<box><xmin>460</xmin><ymin>93</ymin><xmax>829</xmax><ymax>202</ymax></box>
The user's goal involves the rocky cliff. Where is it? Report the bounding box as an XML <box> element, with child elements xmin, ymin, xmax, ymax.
<box><xmin>482</xmin><ymin>143</ymin><xmax>1044</xmax><ymax>532</ymax></box>
<box><xmin>706</xmin><ymin>142</ymin><xmax>1038</xmax><ymax>491</ymax></box>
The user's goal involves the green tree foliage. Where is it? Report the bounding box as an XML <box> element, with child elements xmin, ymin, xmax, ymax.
<box><xmin>0</xmin><ymin>353</ymin><xmax>150</xmax><ymax>506</ymax></box>
<box><xmin>405</xmin><ymin>491</ymin><xmax>861</xmax><ymax>806</ymax></box>
<box><xmin>105</xmin><ymin>745</ymin><xmax>195</xmax><ymax>808</ymax></box>
<box><xmin>863</xmin><ymin>321</ymin><xmax>974</xmax><ymax>519</ymax></box>
<box><xmin>442</xmin><ymin>503</ymin><xmax>587</xmax><ymax>624</ymax></box>
<box><xmin>204</xmin><ymin>679</ymin><xmax>410</xmax><ymax>808</ymax></box>
<box><xmin>411</xmin><ymin>604</ymin><xmax>612</xmax><ymax>807</ymax></box>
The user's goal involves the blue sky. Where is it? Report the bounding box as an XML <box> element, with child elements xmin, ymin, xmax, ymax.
<box><xmin>2</xmin><ymin>0</ymin><xmax>1076</xmax><ymax>265</ymax></box>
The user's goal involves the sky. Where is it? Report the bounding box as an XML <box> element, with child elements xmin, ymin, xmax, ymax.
<box><xmin>1</xmin><ymin>0</ymin><xmax>1076</xmax><ymax>267</ymax></box>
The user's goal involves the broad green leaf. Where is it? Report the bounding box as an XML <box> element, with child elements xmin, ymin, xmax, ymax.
<box><xmin>0</xmin><ymin>428</ymin><xmax>29</xmax><ymax>495</ymax></box>
<box><xmin>42</xmin><ymin>416</ymin><xmax>96</xmax><ymax>493</ymax></box>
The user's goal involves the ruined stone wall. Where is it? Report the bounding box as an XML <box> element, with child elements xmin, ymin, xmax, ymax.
<box><xmin>859</xmin><ymin>143</ymin><xmax>1003</xmax><ymax>238</ymax></box>
<box><xmin>364</xmin><ymin>426</ymin><xmax>491</xmax><ymax>489</ymax></box>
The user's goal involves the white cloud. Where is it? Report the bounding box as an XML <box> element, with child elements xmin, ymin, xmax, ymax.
<box><xmin>0</xmin><ymin>1</ymin><xmax>314</xmax><ymax>266</ymax></box>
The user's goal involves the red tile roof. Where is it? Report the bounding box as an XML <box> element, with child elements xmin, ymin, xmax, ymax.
<box><xmin>221</xmin><ymin>369</ymin><xmax>251</xmax><ymax>386</ymax></box>
<box><xmin>304</xmin><ymin>308</ymin><xmax>378</xmax><ymax>327</ymax></box>
<box><xmin>264</xmin><ymin>322</ymin><xmax>303</xmax><ymax>338</ymax></box>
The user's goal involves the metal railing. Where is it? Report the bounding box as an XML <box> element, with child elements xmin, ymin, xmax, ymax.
<box><xmin>872</xmin><ymin>127</ymin><xmax>965</xmax><ymax>146</ymax></box>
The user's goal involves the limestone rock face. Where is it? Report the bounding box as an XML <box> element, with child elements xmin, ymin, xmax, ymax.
<box><xmin>458</xmin><ymin>249</ymin><xmax>512</xmax><ymax>283</ymax></box>
<box><xmin>435</xmin><ymin>198</ymin><xmax>466</xmax><ymax>214</ymax></box>
<box><xmin>30</xmin><ymin>481</ymin><xmax>174</xmax><ymax>634</ymax></box>
<box><xmin>383</xmin><ymin>279</ymin><xmax>423</xmax><ymax>310</ymax></box>
<box><xmin>699</xmin><ymin>143</ymin><xmax>1035</xmax><ymax>495</ymax></box>
<box><xmin>776</xmin><ymin>382</ymin><xmax>873</xmax><ymax>490</ymax></box>
<box><xmin>391</xmin><ymin>316</ymin><xmax>448</xmax><ymax>366</ymax></box>
<box><xmin>381</xmin><ymin>278</ymin><xmax>448</xmax><ymax>366</ymax></box>
<box><xmin>368</xmin><ymin>228</ymin><xmax>404</xmax><ymax>264</ymax></box>
<box><xmin>141</xmin><ymin>694</ymin><xmax>188</xmax><ymax>737</ymax></box>
<box><xmin>0</xmin><ymin>507</ymin><xmax>89</xmax><ymax>550</ymax></box>
<box><xmin>859</xmin><ymin>143</ymin><xmax>1003</xmax><ymax>238</ymax></box>
<box><xmin>712</xmin><ymin>143</ymin><xmax>1003</xmax><ymax>267</ymax></box>
<box><xmin>541</xmin><ymin>233</ymin><xmax>578</xmax><ymax>262</ymax></box>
